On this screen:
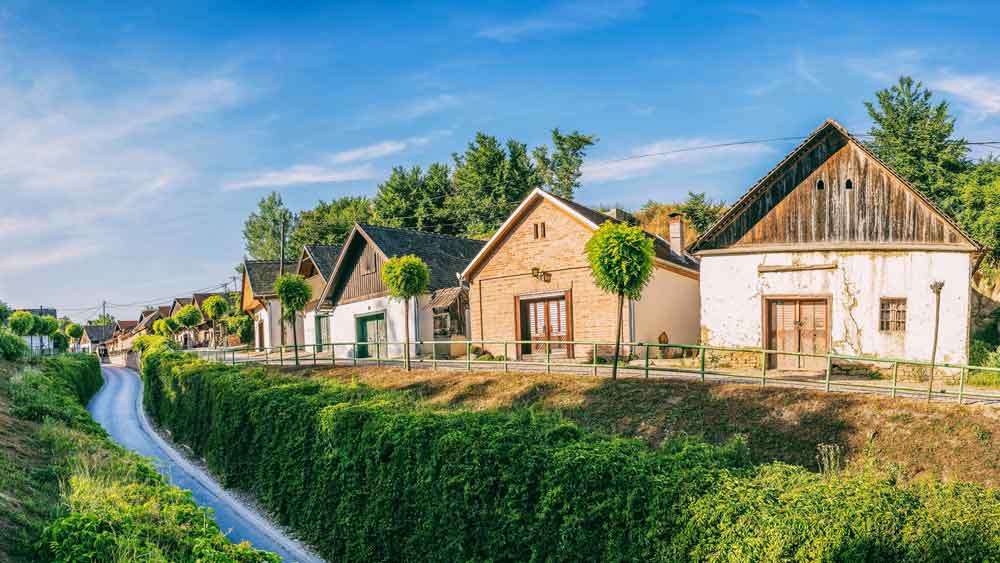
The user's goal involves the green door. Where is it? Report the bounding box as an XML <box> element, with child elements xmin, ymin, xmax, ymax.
<box><xmin>355</xmin><ymin>313</ymin><xmax>386</xmax><ymax>358</ymax></box>
<box><xmin>314</xmin><ymin>315</ymin><xmax>329</xmax><ymax>353</ymax></box>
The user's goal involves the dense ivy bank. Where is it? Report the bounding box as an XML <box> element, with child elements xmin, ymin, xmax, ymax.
<box><xmin>7</xmin><ymin>354</ymin><xmax>277</xmax><ymax>562</ymax></box>
<box><xmin>142</xmin><ymin>350</ymin><xmax>1000</xmax><ymax>562</ymax></box>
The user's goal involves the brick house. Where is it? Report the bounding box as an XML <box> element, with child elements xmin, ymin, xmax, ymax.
<box><xmin>461</xmin><ymin>188</ymin><xmax>701</xmax><ymax>360</ymax></box>
<box><xmin>296</xmin><ymin>244</ymin><xmax>343</xmax><ymax>353</ymax></box>
<box><xmin>314</xmin><ymin>223</ymin><xmax>484</xmax><ymax>359</ymax></box>
<box><xmin>240</xmin><ymin>260</ymin><xmax>301</xmax><ymax>350</ymax></box>
<box><xmin>690</xmin><ymin>119</ymin><xmax>982</xmax><ymax>367</ymax></box>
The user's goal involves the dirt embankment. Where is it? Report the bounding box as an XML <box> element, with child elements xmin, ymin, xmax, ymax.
<box><xmin>292</xmin><ymin>365</ymin><xmax>1000</xmax><ymax>487</ymax></box>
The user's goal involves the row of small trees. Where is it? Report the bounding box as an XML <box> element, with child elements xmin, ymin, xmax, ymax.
<box><xmin>148</xmin><ymin>295</ymin><xmax>251</xmax><ymax>348</ymax></box>
<box><xmin>269</xmin><ymin>219</ymin><xmax>651</xmax><ymax>378</ymax></box>
<box><xmin>2</xmin><ymin>310</ymin><xmax>82</xmax><ymax>354</ymax></box>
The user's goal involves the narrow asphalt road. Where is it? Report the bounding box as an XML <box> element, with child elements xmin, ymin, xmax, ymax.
<box><xmin>88</xmin><ymin>366</ymin><xmax>323</xmax><ymax>563</ymax></box>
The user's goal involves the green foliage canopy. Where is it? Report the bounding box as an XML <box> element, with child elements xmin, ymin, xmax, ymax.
<box><xmin>273</xmin><ymin>274</ymin><xmax>312</xmax><ymax>321</ymax></box>
<box><xmin>173</xmin><ymin>305</ymin><xmax>203</xmax><ymax>330</ymax></box>
<box><xmin>37</xmin><ymin>315</ymin><xmax>60</xmax><ymax>337</ymax></box>
<box><xmin>585</xmin><ymin>222</ymin><xmax>655</xmax><ymax>300</ymax></box>
<box><xmin>865</xmin><ymin>76</ymin><xmax>969</xmax><ymax>207</ymax></box>
<box><xmin>532</xmin><ymin>128</ymin><xmax>597</xmax><ymax>200</ymax></box>
<box><xmin>243</xmin><ymin>191</ymin><xmax>299</xmax><ymax>261</ymax></box>
<box><xmin>64</xmin><ymin>322</ymin><xmax>83</xmax><ymax>340</ymax></box>
<box><xmin>291</xmin><ymin>196</ymin><xmax>373</xmax><ymax>248</ymax></box>
<box><xmin>226</xmin><ymin>313</ymin><xmax>255</xmax><ymax>345</ymax></box>
<box><xmin>373</xmin><ymin>164</ymin><xmax>456</xmax><ymax>235</ymax></box>
<box><xmin>678</xmin><ymin>191</ymin><xmax>727</xmax><ymax>236</ymax></box>
<box><xmin>955</xmin><ymin>158</ymin><xmax>1000</xmax><ymax>269</ymax></box>
<box><xmin>380</xmin><ymin>255</ymin><xmax>431</xmax><ymax>301</ymax></box>
<box><xmin>8</xmin><ymin>310</ymin><xmax>34</xmax><ymax>336</ymax></box>
<box><xmin>0</xmin><ymin>301</ymin><xmax>11</xmax><ymax>326</ymax></box>
<box><xmin>0</xmin><ymin>326</ymin><xmax>28</xmax><ymax>360</ymax></box>
<box><xmin>201</xmin><ymin>295</ymin><xmax>229</xmax><ymax>321</ymax></box>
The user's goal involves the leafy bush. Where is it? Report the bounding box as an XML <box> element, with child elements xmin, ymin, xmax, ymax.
<box><xmin>0</xmin><ymin>326</ymin><xmax>28</xmax><ymax>360</ymax></box>
<box><xmin>8</xmin><ymin>310</ymin><xmax>34</xmax><ymax>336</ymax></box>
<box><xmin>7</xmin><ymin>353</ymin><xmax>278</xmax><ymax>562</ymax></box>
<box><xmin>141</xmin><ymin>350</ymin><xmax>749</xmax><ymax>562</ymax></box>
<box><xmin>131</xmin><ymin>334</ymin><xmax>176</xmax><ymax>354</ymax></box>
<box><xmin>226</xmin><ymin>312</ymin><xmax>255</xmax><ymax>344</ymax></box>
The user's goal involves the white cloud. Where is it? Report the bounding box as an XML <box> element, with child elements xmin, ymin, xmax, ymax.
<box><xmin>223</xmin><ymin>163</ymin><xmax>378</xmax><ymax>190</ymax></box>
<box><xmin>935</xmin><ymin>74</ymin><xmax>1000</xmax><ymax>117</ymax></box>
<box><xmin>226</xmin><ymin>132</ymin><xmax>445</xmax><ymax>190</ymax></box>
<box><xmin>794</xmin><ymin>50</ymin><xmax>822</xmax><ymax>89</ymax></box>
<box><xmin>846</xmin><ymin>48</ymin><xmax>929</xmax><ymax>83</ymax></box>
<box><xmin>477</xmin><ymin>0</ymin><xmax>645</xmax><ymax>42</ymax></box>
<box><xmin>582</xmin><ymin>138</ymin><xmax>776</xmax><ymax>183</ymax></box>
<box><xmin>396</xmin><ymin>94</ymin><xmax>460</xmax><ymax>119</ymax></box>
<box><xmin>0</xmin><ymin>239</ymin><xmax>101</xmax><ymax>273</ymax></box>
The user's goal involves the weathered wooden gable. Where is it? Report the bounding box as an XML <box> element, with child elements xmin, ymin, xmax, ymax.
<box><xmin>331</xmin><ymin>234</ymin><xmax>388</xmax><ymax>305</ymax></box>
<box><xmin>693</xmin><ymin>122</ymin><xmax>976</xmax><ymax>252</ymax></box>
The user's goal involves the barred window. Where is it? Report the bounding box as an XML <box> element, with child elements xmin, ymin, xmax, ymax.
<box><xmin>880</xmin><ymin>298</ymin><xmax>906</xmax><ymax>332</ymax></box>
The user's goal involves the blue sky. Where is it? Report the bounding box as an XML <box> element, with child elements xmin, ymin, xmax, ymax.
<box><xmin>2</xmin><ymin>1</ymin><xmax>1000</xmax><ymax>322</ymax></box>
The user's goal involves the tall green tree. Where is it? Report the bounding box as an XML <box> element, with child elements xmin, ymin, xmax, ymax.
<box><xmin>448</xmin><ymin>133</ymin><xmax>542</xmax><ymax>238</ymax></box>
<box><xmin>533</xmin><ymin>128</ymin><xmax>597</xmax><ymax>199</ymax></box>
<box><xmin>243</xmin><ymin>191</ymin><xmax>299</xmax><ymax>261</ymax></box>
<box><xmin>201</xmin><ymin>295</ymin><xmax>229</xmax><ymax>348</ymax></box>
<box><xmin>380</xmin><ymin>255</ymin><xmax>430</xmax><ymax>371</ymax></box>
<box><xmin>678</xmin><ymin>191</ymin><xmax>727</xmax><ymax>235</ymax></box>
<box><xmin>291</xmin><ymin>196</ymin><xmax>373</xmax><ymax>248</ymax></box>
<box><xmin>273</xmin><ymin>274</ymin><xmax>312</xmax><ymax>365</ymax></box>
<box><xmin>865</xmin><ymin>76</ymin><xmax>969</xmax><ymax>207</ymax></box>
<box><xmin>173</xmin><ymin>305</ymin><xmax>203</xmax><ymax>349</ymax></box>
<box><xmin>65</xmin><ymin>323</ymin><xmax>83</xmax><ymax>351</ymax></box>
<box><xmin>585</xmin><ymin>222</ymin><xmax>655</xmax><ymax>380</ymax></box>
<box><xmin>373</xmin><ymin>164</ymin><xmax>456</xmax><ymax>234</ymax></box>
<box><xmin>955</xmin><ymin>158</ymin><xmax>1000</xmax><ymax>270</ymax></box>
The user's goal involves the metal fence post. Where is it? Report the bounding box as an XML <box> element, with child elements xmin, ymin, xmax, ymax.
<box><xmin>353</xmin><ymin>343</ymin><xmax>358</xmax><ymax>366</ymax></box>
<box><xmin>593</xmin><ymin>343</ymin><xmax>599</xmax><ymax>376</ymax></box>
<box><xmin>432</xmin><ymin>341</ymin><xmax>438</xmax><ymax>370</ymax></box>
<box><xmin>331</xmin><ymin>343</ymin><xmax>336</xmax><ymax>366</ymax></box>
<box><xmin>699</xmin><ymin>346</ymin><xmax>706</xmax><ymax>382</ymax></box>
<box><xmin>504</xmin><ymin>342</ymin><xmax>509</xmax><ymax>373</ymax></box>
<box><xmin>546</xmin><ymin>342</ymin><xmax>551</xmax><ymax>374</ymax></box>
<box><xmin>891</xmin><ymin>362</ymin><xmax>898</xmax><ymax>399</ymax></box>
<box><xmin>264</xmin><ymin>347</ymin><xmax>269</xmax><ymax>366</ymax></box>
<box><xmin>644</xmin><ymin>344</ymin><xmax>650</xmax><ymax>378</ymax></box>
<box><xmin>760</xmin><ymin>350</ymin><xmax>767</xmax><ymax>387</ymax></box>
<box><xmin>376</xmin><ymin>341</ymin><xmax>381</xmax><ymax>368</ymax></box>
<box><xmin>313</xmin><ymin>344</ymin><xmax>317</xmax><ymax>366</ymax></box>
<box><xmin>279</xmin><ymin>346</ymin><xmax>284</xmax><ymax>366</ymax></box>
<box><xmin>467</xmin><ymin>341</ymin><xmax>472</xmax><ymax>372</ymax></box>
<box><xmin>959</xmin><ymin>367</ymin><xmax>967</xmax><ymax>405</ymax></box>
<box><xmin>825</xmin><ymin>354</ymin><xmax>832</xmax><ymax>392</ymax></box>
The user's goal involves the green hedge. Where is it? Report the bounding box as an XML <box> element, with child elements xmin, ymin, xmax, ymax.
<box><xmin>7</xmin><ymin>353</ymin><xmax>278</xmax><ymax>563</ymax></box>
<box><xmin>141</xmin><ymin>350</ymin><xmax>1000</xmax><ymax>562</ymax></box>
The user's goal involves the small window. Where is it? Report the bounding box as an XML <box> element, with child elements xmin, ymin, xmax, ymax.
<box><xmin>880</xmin><ymin>298</ymin><xmax>906</xmax><ymax>332</ymax></box>
<box><xmin>845</xmin><ymin>179</ymin><xmax>854</xmax><ymax>190</ymax></box>
<box><xmin>816</xmin><ymin>179</ymin><xmax>825</xmax><ymax>190</ymax></box>
<box><xmin>532</xmin><ymin>222</ymin><xmax>547</xmax><ymax>239</ymax></box>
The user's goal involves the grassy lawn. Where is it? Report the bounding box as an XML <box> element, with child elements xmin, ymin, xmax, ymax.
<box><xmin>0</xmin><ymin>362</ymin><xmax>60</xmax><ymax>563</ymax></box>
<box><xmin>292</xmin><ymin>364</ymin><xmax>1000</xmax><ymax>487</ymax></box>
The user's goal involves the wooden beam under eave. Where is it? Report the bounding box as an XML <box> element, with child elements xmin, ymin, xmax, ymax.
<box><xmin>758</xmin><ymin>263</ymin><xmax>838</xmax><ymax>273</ymax></box>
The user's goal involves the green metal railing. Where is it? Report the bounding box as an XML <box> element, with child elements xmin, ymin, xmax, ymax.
<box><xmin>184</xmin><ymin>339</ymin><xmax>1000</xmax><ymax>405</ymax></box>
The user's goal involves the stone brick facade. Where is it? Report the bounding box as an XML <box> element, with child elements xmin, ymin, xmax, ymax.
<box><xmin>467</xmin><ymin>197</ymin><xmax>628</xmax><ymax>359</ymax></box>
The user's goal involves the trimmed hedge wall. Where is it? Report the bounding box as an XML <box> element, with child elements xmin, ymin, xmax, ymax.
<box><xmin>142</xmin><ymin>351</ymin><xmax>1000</xmax><ymax>562</ymax></box>
<box><xmin>7</xmin><ymin>354</ymin><xmax>278</xmax><ymax>562</ymax></box>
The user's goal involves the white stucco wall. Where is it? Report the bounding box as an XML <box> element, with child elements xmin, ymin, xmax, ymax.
<box><xmin>328</xmin><ymin>294</ymin><xmax>437</xmax><ymax>358</ymax></box>
<box><xmin>700</xmin><ymin>251</ymin><xmax>973</xmax><ymax>364</ymax></box>
<box><xmin>251</xmin><ymin>299</ymin><xmax>303</xmax><ymax>349</ymax></box>
<box><xmin>633</xmin><ymin>266</ymin><xmax>701</xmax><ymax>346</ymax></box>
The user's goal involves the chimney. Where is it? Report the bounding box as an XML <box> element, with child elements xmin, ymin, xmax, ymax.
<box><xmin>668</xmin><ymin>215</ymin><xmax>685</xmax><ymax>253</ymax></box>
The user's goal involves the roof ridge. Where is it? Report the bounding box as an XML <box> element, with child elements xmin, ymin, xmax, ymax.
<box><xmin>359</xmin><ymin>222</ymin><xmax>484</xmax><ymax>243</ymax></box>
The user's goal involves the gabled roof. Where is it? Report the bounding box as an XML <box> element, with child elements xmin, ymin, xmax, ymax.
<box><xmin>192</xmin><ymin>292</ymin><xmax>226</xmax><ymax>308</ymax></box>
<box><xmin>299</xmin><ymin>244</ymin><xmax>343</xmax><ymax>281</ymax></box>
<box><xmin>115</xmin><ymin>320</ymin><xmax>138</xmax><ymax>334</ymax></box>
<box><xmin>243</xmin><ymin>260</ymin><xmax>297</xmax><ymax>298</ymax></box>
<box><xmin>83</xmin><ymin>324</ymin><xmax>114</xmax><ymax>343</ymax></box>
<box><xmin>316</xmin><ymin>223</ymin><xmax>485</xmax><ymax>309</ymax></box>
<box><xmin>135</xmin><ymin>309</ymin><xmax>161</xmax><ymax>332</ymax></box>
<box><xmin>157</xmin><ymin>305</ymin><xmax>172</xmax><ymax>318</ymax></box>
<box><xmin>462</xmin><ymin>188</ymin><xmax>699</xmax><ymax>279</ymax></box>
<box><xmin>689</xmin><ymin>118</ymin><xmax>981</xmax><ymax>253</ymax></box>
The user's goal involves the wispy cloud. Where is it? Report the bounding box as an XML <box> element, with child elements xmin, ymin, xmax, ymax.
<box><xmin>0</xmin><ymin>239</ymin><xmax>101</xmax><ymax>273</ymax></box>
<box><xmin>934</xmin><ymin>74</ymin><xmax>1000</xmax><ymax>117</ymax></box>
<box><xmin>477</xmin><ymin>0</ymin><xmax>645</xmax><ymax>42</ymax></box>
<box><xmin>794</xmin><ymin>50</ymin><xmax>823</xmax><ymax>89</ymax></box>
<box><xmin>225</xmin><ymin>133</ymin><xmax>445</xmax><ymax>190</ymax></box>
<box><xmin>395</xmin><ymin>94</ymin><xmax>461</xmax><ymax>119</ymax></box>
<box><xmin>582</xmin><ymin>138</ymin><xmax>776</xmax><ymax>183</ymax></box>
<box><xmin>846</xmin><ymin>48</ymin><xmax>929</xmax><ymax>83</ymax></box>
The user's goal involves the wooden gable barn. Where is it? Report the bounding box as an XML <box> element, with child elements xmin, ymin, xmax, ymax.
<box><xmin>692</xmin><ymin>119</ymin><xmax>981</xmax><ymax>367</ymax></box>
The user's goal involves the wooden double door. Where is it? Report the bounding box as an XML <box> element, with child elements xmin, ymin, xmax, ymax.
<box><xmin>355</xmin><ymin>312</ymin><xmax>387</xmax><ymax>358</ymax></box>
<box><xmin>517</xmin><ymin>292</ymin><xmax>572</xmax><ymax>357</ymax></box>
<box><xmin>766</xmin><ymin>298</ymin><xmax>829</xmax><ymax>370</ymax></box>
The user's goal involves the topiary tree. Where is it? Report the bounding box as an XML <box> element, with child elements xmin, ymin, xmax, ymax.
<box><xmin>9</xmin><ymin>310</ymin><xmax>34</xmax><ymax>352</ymax></box>
<box><xmin>65</xmin><ymin>323</ymin><xmax>83</xmax><ymax>352</ymax></box>
<box><xmin>163</xmin><ymin>316</ymin><xmax>180</xmax><ymax>337</ymax></box>
<box><xmin>381</xmin><ymin>255</ymin><xmax>430</xmax><ymax>371</ymax></box>
<box><xmin>201</xmin><ymin>295</ymin><xmax>230</xmax><ymax>348</ymax></box>
<box><xmin>152</xmin><ymin>318</ymin><xmax>167</xmax><ymax>337</ymax></box>
<box><xmin>37</xmin><ymin>315</ymin><xmax>59</xmax><ymax>353</ymax></box>
<box><xmin>273</xmin><ymin>274</ymin><xmax>312</xmax><ymax>365</ymax></box>
<box><xmin>585</xmin><ymin>222</ymin><xmax>654</xmax><ymax>380</ymax></box>
<box><xmin>174</xmin><ymin>305</ymin><xmax>203</xmax><ymax>349</ymax></box>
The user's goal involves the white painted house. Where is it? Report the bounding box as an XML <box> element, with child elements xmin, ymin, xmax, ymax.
<box><xmin>314</xmin><ymin>223</ymin><xmax>484</xmax><ymax>359</ymax></box>
<box><xmin>240</xmin><ymin>260</ymin><xmax>303</xmax><ymax>350</ymax></box>
<box><xmin>691</xmin><ymin>119</ymin><xmax>982</xmax><ymax>367</ymax></box>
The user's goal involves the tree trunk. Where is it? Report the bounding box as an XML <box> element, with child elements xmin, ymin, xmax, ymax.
<box><xmin>292</xmin><ymin>315</ymin><xmax>300</xmax><ymax>366</ymax></box>
<box><xmin>404</xmin><ymin>297</ymin><xmax>411</xmax><ymax>371</ymax></box>
<box><xmin>612</xmin><ymin>292</ymin><xmax>624</xmax><ymax>380</ymax></box>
